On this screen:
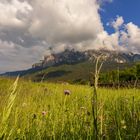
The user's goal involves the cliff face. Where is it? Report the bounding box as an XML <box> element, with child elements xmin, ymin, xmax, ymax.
<box><xmin>32</xmin><ymin>49</ymin><xmax>140</xmax><ymax>69</ymax></box>
<box><xmin>32</xmin><ymin>49</ymin><xmax>87</xmax><ymax>68</ymax></box>
<box><xmin>42</xmin><ymin>55</ymin><xmax>56</xmax><ymax>67</ymax></box>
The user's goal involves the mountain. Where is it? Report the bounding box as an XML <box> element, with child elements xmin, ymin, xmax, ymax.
<box><xmin>32</xmin><ymin>49</ymin><xmax>87</xmax><ymax>69</ymax></box>
<box><xmin>1</xmin><ymin>49</ymin><xmax>140</xmax><ymax>83</ymax></box>
<box><xmin>32</xmin><ymin>49</ymin><xmax>140</xmax><ymax>69</ymax></box>
<box><xmin>0</xmin><ymin>67</ymin><xmax>43</xmax><ymax>77</ymax></box>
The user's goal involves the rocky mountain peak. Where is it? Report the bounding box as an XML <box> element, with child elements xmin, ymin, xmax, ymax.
<box><xmin>32</xmin><ymin>49</ymin><xmax>140</xmax><ymax>69</ymax></box>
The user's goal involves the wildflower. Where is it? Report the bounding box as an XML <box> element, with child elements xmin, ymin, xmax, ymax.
<box><xmin>64</xmin><ymin>90</ymin><xmax>71</xmax><ymax>95</ymax></box>
<box><xmin>42</xmin><ymin>111</ymin><xmax>47</xmax><ymax>116</ymax></box>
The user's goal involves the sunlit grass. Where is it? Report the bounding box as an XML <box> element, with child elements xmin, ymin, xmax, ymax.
<box><xmin>0</xmin><ymin>78</ymin><xmax>140</xmax><ymax>139</ymax></box>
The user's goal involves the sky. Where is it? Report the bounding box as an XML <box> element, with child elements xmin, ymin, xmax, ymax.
<box><xmin>100</xmin><ymin>0</ymin><xmax>140</xmax><ymax>33</ymax></box>
<box><xmin>0</xmin><ymin>0</ymin><xmax>140</xmax><ymax>73</ymax></box>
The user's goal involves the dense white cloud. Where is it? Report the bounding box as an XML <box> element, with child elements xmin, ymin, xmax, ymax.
<box><xmin>0</xmin><ymin>0</ymin><xmax>108</xmax><ymax>73</ymax></box>
<box><xmin>108</xmin><ymin>18</ymin><xmax>140</xmax><ymax>53</ymax></box>
<box><xmin>111</xmin><ymin>16</ymin><xmax>124</xmax><ymax>30</ymax></box>
<box><xmin>0</xmin><ymin>0</ymin><xmax>140</xmax><ymax>73</ymax></box>
<box><xmin>29</xmin><ymin>0</ymin><xmax>103</xmax><ymax>47</ymax></box>
<box><xmin>121</xmin><ymin>22</ymin><xmax>140</xmax><ymax>53</ymax></box>
<box><xmin>28</xmin><ymin>0</ymin><xmax>122</xmax><ymax>53</ymax></box>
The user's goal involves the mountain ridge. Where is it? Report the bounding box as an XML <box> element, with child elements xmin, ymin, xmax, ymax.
<box><xmin>1</xmin><ymin>49</ymin><xmax>140</xmax><ymax>77</ymax></box>
<box><xmin>32</xmin><ymin>49</ymin><xmax>140</xmax><ymax>69</ymax></box>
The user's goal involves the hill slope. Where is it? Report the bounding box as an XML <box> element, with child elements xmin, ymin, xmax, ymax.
<box><xmin>25</xmin><ymin>61</ymin><xmax>134</xmax><ymax>84</ymax></box>
<box><xmin>1</xmin><ymin>49</ymin><xmax>140</xmax><ymax>84</ymax></box>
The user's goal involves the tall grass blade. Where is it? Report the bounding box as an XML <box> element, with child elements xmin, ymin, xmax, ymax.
<box><xmin>0</xmin><ymin>76</ymin><xmax>19</xmax><ymax>139</ymax></box>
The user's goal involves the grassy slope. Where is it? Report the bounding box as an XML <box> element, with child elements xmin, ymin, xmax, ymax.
<box><xmin>25</xmin><ymin>61</ymin><xmax>133</xmax><ymax>83</ymax></box>
<box><xmin>0</xmin><ymin>78</ymin><xmax>140</xmax><ymax>139</ymax></box>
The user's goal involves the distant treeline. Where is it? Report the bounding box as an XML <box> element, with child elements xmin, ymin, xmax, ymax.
<box><xmin>98</xmin><ymin>63</ymin><xmax>140</xmax><ymax>88</ymax></box>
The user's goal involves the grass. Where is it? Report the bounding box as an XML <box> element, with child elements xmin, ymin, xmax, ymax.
<box><xmin>0</xmin><ymin>77</ymin><xmax>140</xmax><ymax>139</ymax></box>
<box><xmin>0</xmin><ymin>76</ymin><xmax>19</xmax><ymax>139</ymax></box>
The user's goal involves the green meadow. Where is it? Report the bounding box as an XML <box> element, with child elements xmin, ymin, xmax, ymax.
<box><xmin>0</xmin><ymin>77</ymin><xmax>140</xmax><ymax>140</ymax></box>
